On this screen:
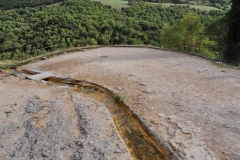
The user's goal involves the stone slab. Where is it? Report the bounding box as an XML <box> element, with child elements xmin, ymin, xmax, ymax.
<box><xmin>24</xmin><ymin>68</ymin><xmax>42</xmax><ymax>74</ymax></box>
<box><xmin>27</xmin><ymin>72</ymin><xmax>54</xmax><ymax>80</ymax></box>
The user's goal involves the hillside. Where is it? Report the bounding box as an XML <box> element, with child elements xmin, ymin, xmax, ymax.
<box><xmin>0</xmin><ymin>0</ymin><xmax>124</xmax><ymax>10</ymax></box>
<box><xmin>0</xmin><ymin>0</ymin><xmax>63</xmax><ymax>10</ymax></box>
<box><xmin>0</xmin><ymin>0</ymin><xmax>224</xmax><ymax>63</ymax></box>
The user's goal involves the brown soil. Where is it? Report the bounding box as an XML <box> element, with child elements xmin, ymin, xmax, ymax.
<box><xmin>17</xmin><ymin>46</ymin><xmax>240</xmax><ymax>159</ymax></box>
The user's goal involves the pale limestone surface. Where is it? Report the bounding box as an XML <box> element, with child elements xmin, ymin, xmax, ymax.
<box><xmin>0</xmin><ymin>73</ymin><xmax>130</xmax><ymax>160</ymax></box>
<box><xmin>21</xmin><ymin>47</ymin><xmax>240</xmax><ymax>159</ymax></box>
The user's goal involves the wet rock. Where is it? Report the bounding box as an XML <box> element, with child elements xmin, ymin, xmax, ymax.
<box><xmin>27</xmin><ymin>72</ymin><xmax>54</xmax><ymax>80</ymax></box>
<box><xmin>23</xmin><ymin>68</ymin><xmax>42</xmax><ymax>74</ymax></box>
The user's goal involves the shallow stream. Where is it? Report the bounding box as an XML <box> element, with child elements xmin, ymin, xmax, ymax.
<box><xmin>47</xmin><ymin>77</ymin><xmax>169</xmax><ymax>160</ymax></box>
<box><xmin>11</xmin><ymin>67</ymin><xmax>173</xmax><ymax>160</ymax></box>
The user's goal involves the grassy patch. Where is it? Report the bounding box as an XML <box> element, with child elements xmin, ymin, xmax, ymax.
<box><xmin>114</xmin><ymin>92</ymin><xmax>128</xmax><ymax>103</ymax></box>
<box><xmin>92</xmin><ymin>0</ymin><xmax>128</xmax><ymax>10</ymax></box>
<box><xmin>34</xmin><ymin>95</ymin><xmax>41</xmax><ymax>99</ymax></box>
<box><xmin>5</xmin><ymin>110</ymin><xmax>12</xmax><ymax>115</ymax></box>
<box><xmin>60</xmin><ymin>147</ymin><xmax>65</xmax><ymax>151</ymax></box>
<box><xmin>114</xmin><ymin>93</ymin><xmax>122</xmax><ymax>101</ymax></box>
<box><xmin>148</xmin><ymin>3</ymin><xmax>221</xmax><ymax>11</ymax></box>
<box><xmin>0</xmin><ymin>65</ymin><xmax>8</xmax><ymax>70</ymax></box>
<box><xmin>92</xmin><ymin>1</ymin><xmax>221</xmax><ymax>11</ymax></box>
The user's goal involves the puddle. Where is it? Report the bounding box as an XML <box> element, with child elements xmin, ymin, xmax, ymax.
<box><xmin>47</xmin><ymin>77</ymin><xmax>169</xmax><ymax>160</ymax></box>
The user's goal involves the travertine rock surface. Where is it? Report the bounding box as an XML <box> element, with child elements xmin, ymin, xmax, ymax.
<box><xmin>21</xmin><ymin>47</ymin><xmax>240</xmax><ymax>159</ymax></box>
<box><xmin>0</xmin><ymin>73</ymin><xmax>130</xmax><ymax>160</ymax></box>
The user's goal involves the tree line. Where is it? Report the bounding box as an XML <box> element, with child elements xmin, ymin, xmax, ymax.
<box><xmin>0</xmin><ymin>0</ymin><xmax>224</xmax><ymax>61</ymax></box>
<box><xmin>0</xmin><ymin>0</ymin><xmax>63</xmax><ymax>10</ymax></box>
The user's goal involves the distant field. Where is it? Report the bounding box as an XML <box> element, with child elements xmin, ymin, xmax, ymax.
<box><xmin>92</xmin><ymin>0</ymin><xmax>128</xmax><ymax>10</ymax></box>
<box><xmin>156</xmin><ymin>3</ymin><xmax>220</xmax><ymax>11</ymax></box>
<box><xmin>93</xmin><ymin>0</ymin><xmax>220</xmax><ymax>11</ymax></box>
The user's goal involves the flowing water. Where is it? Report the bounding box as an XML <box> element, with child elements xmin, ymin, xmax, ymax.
<box><xmin>47</xmin><ymin>77</ymin><xmax>169</xmax><ymax>160</ymax></box>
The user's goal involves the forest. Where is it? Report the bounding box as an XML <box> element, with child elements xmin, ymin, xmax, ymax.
<box><xmin>0</xmin><ymin>0</ymin><xmax>63</xmax><ymax>10</ymax></box>
<box><xmin>0</xmin><ymin>0</ymin><xmax>228</xmax><ymax>61</ymax></box>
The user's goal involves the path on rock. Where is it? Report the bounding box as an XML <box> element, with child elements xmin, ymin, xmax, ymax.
<box><xmin>21</xmin><ymin>47</ymin><xmax>240</xmax><ymax>159</ymax></box>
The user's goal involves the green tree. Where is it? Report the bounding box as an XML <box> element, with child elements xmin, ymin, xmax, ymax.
<box><xmin>223</xmin><ymin>0</ymin><xmax>240</xmax><ymax>65</ymax></box>
<box><xmin>0</xmin><ymin>0</ymin><xmax>223</xmax><ymax>61</ymax></box>
<box><xmin>207</xmin><ymin>15</ymin><xmax>228</xmax><ymax>60</ymax></box>
<box><xmin>162</xmin><ymin>14</ymin><xmax>216</xmax><ymax>57</ymax></box>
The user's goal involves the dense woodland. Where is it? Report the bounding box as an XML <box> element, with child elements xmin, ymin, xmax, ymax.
<box><xmin>0</xmin><ymin>0</ymin><xmax>230</xmax><ymax>10</ymax></box>
<box><xmin>0</xmin><ymin>0</ymin><xmax>228</xmax><ymax>61</ymax></box>
<box><xmin>0</xmin><ymin>0</ymin><xmax>63</xmax><ymax>10</ymax></box>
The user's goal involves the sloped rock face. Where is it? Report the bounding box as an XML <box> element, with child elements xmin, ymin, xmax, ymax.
<box><xmin>0</xmin><ymin>73</ymin><xmax>130</xmax><ymax>160</ymax></box>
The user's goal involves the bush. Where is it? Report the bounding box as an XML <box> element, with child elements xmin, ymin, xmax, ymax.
<box><xmin>0</xmin><ymin>52</ymin><xmax>12</xmax><ymax>60</ymax></box>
